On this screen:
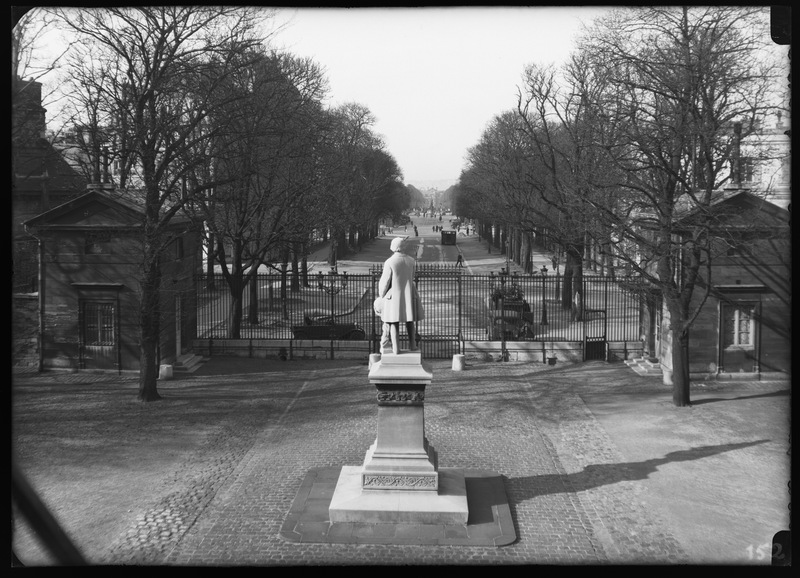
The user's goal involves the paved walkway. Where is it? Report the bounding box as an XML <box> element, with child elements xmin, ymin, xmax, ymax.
<box><xmin>305</xmin><ymin>215</ymin><xmax>555</xmax><ymax>276</ymax></box>
<box><xmin>14</xmin><ymin>357</ymin><xmax>790</xmax><ymax>566</ymax></box>
<box><xmin>13</xmin><ymin>216</ymin><xmax>791</xmax><ymax>566</ymax></box>
<box><xmin>173</xmin><ymin>361</ymin><xmax>790</xmax><ymax>566</ymax></box>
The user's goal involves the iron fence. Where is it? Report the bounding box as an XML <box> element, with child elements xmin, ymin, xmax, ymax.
<box><xmin>196</xmin><ymin>268</ymin><xmax>643</xmax><ymax>358</ymax></box>
<box><xmin>196</xmin><ymin>271</ymin><xmax>379</xmax><ymax>342</ymax></box>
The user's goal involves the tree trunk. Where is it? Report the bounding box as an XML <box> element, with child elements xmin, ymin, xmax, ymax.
<box><xmin>301</xmin><ymin>240</ymin><xmax>310</xmax><ymax>287</ymax></box>
<box><xmin>137</xmin><ymin>256</ymin><xmax>162</xmax><ymax>402</ymax></box>
<box><xmin>247</xmin><ymin>271</ymin><xmax>259</xmax><ymax>325</ymax></box>
<box><xmin>564</xmin><ymin>243</ymin><xmax>584</xmax><ymax>321</ymax></box>
<box><xmin>280</xmin><ymin>258</ymin><xmax>289</xmax><ymax>320</ymax></box>
<box><xmin>328</xmin><ymin>236</ymin><xmax>337</xmax><ymax>269</ymax></box>
<box><xmin>227</xmin><ymin>281</ymin><xmax>244</xmax><ymax>339</ymax></box>
<box><xmin>138</xmin><ymin>335</ymin><xmax>160</xmax><ymax>402</ymax></box>
<box><xmin>522</xmin><ymin>232</ymin><xmax>533</xmax><ymax>274</ymax></box>
<box><xmin>337</xmin><ymin>229</ymin><xmax>348</xmax><ymax>259</ymax></box>
<box><xmin>205</xmin><ymin>232</ymin><xmax>215</xmax><ymax>291</ymax></box>
<box><xmin>671</xmin><ymin>328</ymin><xmax>692</xmax><ymax>407</ymax></box>
<box><xmin>290</xmin><ymin>244</ymin><xmax>301</xmax><ymax>293</ymax></box>
<box><xmin>268</xmin><ymin>271</ymin><xmax>275</xmax><ymax>310</ymax></box>
<box><xmin>561</xmin><ymin>264</ymin><xmax>573</xmax><ymax>310</ymax></box>
<box><xmin>643</xmin><ymin>295</ymin><xmax>657</xmax><ymax>359</ymax></box>
<box><xmin>603</xmin><ymin>242</ymin><xmax>616</xmax><ymax>280</ymax></box>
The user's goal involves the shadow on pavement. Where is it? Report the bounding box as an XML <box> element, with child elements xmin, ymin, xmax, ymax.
<box><xmin>689</xmin><ymin>389</ymin><xmax>790</xmax><ymax>405</ymax></box>
<box><xmin>508</xmin><ymin>440</ymin><xmax>770</xmax><ymax>500</ymax></box>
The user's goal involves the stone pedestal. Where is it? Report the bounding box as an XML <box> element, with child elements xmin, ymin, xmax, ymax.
<box><xmin>328</xmin><ymin>350</ymin><xmax>468</xmax><ymax>524</ymax></box>
<box><xmin>362</xmin><ymin>351</ymin><xmax>437</xmax><ymax>491</ymax></box>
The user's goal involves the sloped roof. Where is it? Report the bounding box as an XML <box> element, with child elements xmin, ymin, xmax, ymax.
<box><xmin>13</xmin><ymin>139</ymin><xmax>87</xmax><ymax>195</ymax></box>
<box><xmin>23</xmin><ymin>188</ymin><xmax>194</xmax><ymax>232</ymax></box>
<box><xmin>672</xmin><ymin>189</ymin><xmax>790</xmax><ymax>232</ymax></box>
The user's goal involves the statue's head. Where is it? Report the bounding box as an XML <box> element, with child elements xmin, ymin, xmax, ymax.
<box><xmin>390</xmin><ymin>237</ymin><xmax>407</xmax><ymax>253</ymax></box>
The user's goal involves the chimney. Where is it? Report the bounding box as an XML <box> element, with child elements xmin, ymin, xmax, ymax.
<box><xmin>12</xmin><ymin>77</ymin><xmax>47</xmax><ymax>144</ymax></box>
<box><xmin>102</xmin><ymin>148</ymin><xmax>115</xmax><ymax>191</ymax></box>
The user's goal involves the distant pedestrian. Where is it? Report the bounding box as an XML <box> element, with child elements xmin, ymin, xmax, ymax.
<box><xmin>456</xmin><ymin>254</ymin><xmax>464</xmax><ymax>268</ymax></box>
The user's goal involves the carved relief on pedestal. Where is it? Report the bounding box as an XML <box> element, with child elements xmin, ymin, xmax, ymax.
<box><xmin>376</xmin><ymin>390</ymin><xmax>425</xmax><ymax>405</ymax></box>
<box><xmin>362</xmin><ymin>474</ymin><xmax>437</xmax><ymax>490</ymax></box>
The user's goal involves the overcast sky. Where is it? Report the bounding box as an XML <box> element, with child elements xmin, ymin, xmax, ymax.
<box><xmin>268</xmin><ymin>7</ymin><xmax>613</xmax><ymax>190</ymax></box>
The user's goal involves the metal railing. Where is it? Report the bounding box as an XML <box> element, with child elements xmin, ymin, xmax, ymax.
<box><xmin>196</xmin><ymin>268</ymin><xmax>643</xmax><ymax>358</ymax></box>
<box><xmin>197</xmin><ymin>271</ymin><xmax>378</xmax><ymax>342</ymax></box>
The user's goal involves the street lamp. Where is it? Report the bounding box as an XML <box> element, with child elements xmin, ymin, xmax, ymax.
<box><xmin>317</xmin><ymin>268</ymin><xmax>348</xmax><ymax>339</ymax></box>
<box><xmin>540</xmin><ymin>265</ymin><xmax>549</xmax><ymax>326</ymax></box>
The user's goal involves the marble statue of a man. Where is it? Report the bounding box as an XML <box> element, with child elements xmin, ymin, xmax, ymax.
<box><xmin>378</xmin><ymin>236</ymin><xmax>423</xmax><ymax>354</ymax></box>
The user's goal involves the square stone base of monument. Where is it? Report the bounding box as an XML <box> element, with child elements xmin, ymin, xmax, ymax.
<box><xmin>280</xmin><ymin>467</ymin><xmax>516</xmax><ymax>547</ymax></box>
<box><xmin>329</xmin><ymin>466</ymin><xmax>467</xmax><ymax>524</ymax></box>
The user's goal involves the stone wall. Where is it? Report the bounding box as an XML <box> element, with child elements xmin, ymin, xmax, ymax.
<box><xmin>12</xmin><ymin>294</ymin><xmax>39</xmax><ymax>368</ymax></box>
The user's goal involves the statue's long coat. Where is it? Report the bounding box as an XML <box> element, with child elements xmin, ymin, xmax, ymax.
<box><xmin>378</xmin><ymin>251</ymin><xmax>423</xmax><ymax>323</ymax></box>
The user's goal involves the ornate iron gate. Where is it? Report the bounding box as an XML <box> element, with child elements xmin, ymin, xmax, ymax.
<box><xmin>196</xmin><ymin>269</ymin><xmax>641</xmax><ymax>360</ymax></box>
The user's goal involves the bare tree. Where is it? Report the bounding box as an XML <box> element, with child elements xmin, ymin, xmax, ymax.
<box><xmin>461</xmin><ymin>88</ymin><xmax>606</xmax><ymax>317</ymax></box>
<box><xmin>349</xmin><ymin>147</ymin><xmax>405</xmax><ymax>250</ymax></box>
<box><xmin>457</xmin><ymin>6</ymin><xmax>783</xmax><ymax>407</ymax></box>
<box><xmin>458</xmin><ymin>111</ymin><xmax>537</xmax><ymax>265</ymax></box>
<box><xmin>514</xmin><ymin>55</ymin><xmax>635</xmax><ymax>319</ymax></box>
<box><xmin>191</xmin><ymin>50</ymin><xmax>327</xmax><ymax>336</ymax></box>
<box><xmin>316</xmin><ymin>103</ymin><xmax>384</xmax><ymax>267</ymax></box>
<box><xmin>12</xmin><ymin>7</ymin><xmax>69</xmax><ymax>105</ymax></box>
<box><xmin>576</xmin><ymin>6</ymin><xmax>783</xmax><ymax>406</ymax></box>
<box><xmin>57</xmin><ymin>7</ymin><xmax>274</xmax><ymax>401</ymax></box>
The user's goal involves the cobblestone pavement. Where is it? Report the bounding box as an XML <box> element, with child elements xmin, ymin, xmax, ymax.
<box><xmin>165</xmin><ymin>360</ymin><xmax>617</xmax><ymax>566</ymax></box>
<box><xmin>102</xmin><ymin>402</ymin><xmax>265</xmax><ymax>566</ymax></box>
<box><xmin>13</xmin><ymin>358</ymin><xmax>790</xmax><ymax>566</ymax></box>
<box><xmin>14</xmin><ymin>220</ymin><xmax>791</xmax><ymax>566</ymax></box>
